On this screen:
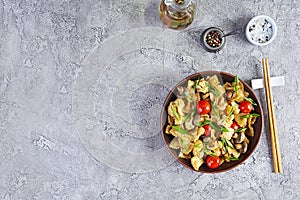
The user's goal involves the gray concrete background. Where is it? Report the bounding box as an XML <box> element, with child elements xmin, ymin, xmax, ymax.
<box><xmin>0</xmin><ymin>0</ymin><xmax>299</xmax><ymax>199</ymax></box>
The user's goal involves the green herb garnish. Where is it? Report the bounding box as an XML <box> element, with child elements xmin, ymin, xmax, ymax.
<box><xmin>202</xmin><ymin>148</ymin><xmax>216</xmax><ymax>157</ymax></box>
<box><xmin>172</xmin><ymin>126</ymin><xmax>189</xmax><ymax>135</ymax></box>
<box><xmin>221</xmin><ymin>137</ymin><xmax>227</xmax><ymax>152</ymax></box>
<box><xmin>183</xmin><ymin>110</ymin><xmax>195</xmax><ymax>123</ymax></box>
<box><xmin>193</xmin><ymin>77</ymin><xmax>200</xmax><ymax>90</ymax></box>
<box><xmin>234</xmin><ymin>75</ymin><xmax>238</xmax><ymax>93</ymax></box>
<box><xmin>203</xmin><ymin>142</ymin><xmax>210</xmax><ymax>146</ymax></box>
<box><xmin>225</xmin><ymin>156</ymin><xmax>239</xmax><ymax>161</ymax></box>
<box><xmin>195</xmin><ymin>120</ymin><xmax>211</xmax><ymax>127</ymax></box>
<box><xmin>227</xmin><ymin>107</ymin><xmax>235</xmax><ymax>119</ymax></box>
<box><xmin>196</xmin><ymin>120</ymin><xmax>228</xmax><ymax>132</ymax></box>
<box><xmin>241</xmin><ymin>113</ymin><xmax>260</xmax><ymax>119</ymax></box>
<box><xmin>194</xmin><ymin>143</ymin><xmax>202</xmax><ymax>148</ymax></box>
<box><xmin>184</xmin><ymin>92</ymin><xmax>193</xmax><ymax>102</ymax></box>
<box><xmin>234</xmin><ymin>128</ymin><xmax>247</xmax><ymax>133</ymax></box>
<box><xmin>244</xmin><ymin>97</ymin><xmax>258</xmax><ymax>106</ymax></box>
<box><xmin>171</xmin><ymin>106</ymin><xmax>180</xmax><ymax>120</ymax></box>
<box><xmin>222</xmin><ymin>137</ymin><xmax>234</xmax><ymax>149</ymax></box>
<box><xmin>180</xmin><ymin>138</ymin><xmax>189</xmax><ymax>152</ymax></box>
<box><xmin>211</xmin><ymin>103</ymin><xmax>220</xmax><ymax>119</ymax></box>
<box><xmin>209</xmin><ymin>122</ymin><xmax>229</xmax><ymax>132</ymax></box>
<box><xmin>206</xmin><ymin>82</ymin><xmax>220</xmax><ymax>97</ymax></box>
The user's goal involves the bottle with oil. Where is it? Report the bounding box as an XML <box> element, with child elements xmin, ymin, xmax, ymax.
<box><xmin>159</xmin><ymin>0</ymin><xmax>196</xmax><ymax>30</ymax></box>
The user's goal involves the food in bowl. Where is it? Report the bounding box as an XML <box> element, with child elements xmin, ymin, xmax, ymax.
<box><xmin>245</xmin><ymin>15</ymin><xmax>277</xmax><ymax>46</ymax></box>
<box><xmin>164</xmin><ymin>74</ymin><xmax>260</xmax><ymax>171</ymax></box>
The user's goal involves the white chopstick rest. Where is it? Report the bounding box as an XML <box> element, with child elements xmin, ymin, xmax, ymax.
<box><xmin>251</xmin><ymin>76</ymin><xmax>285</xmax><ymax>89</ymax></box>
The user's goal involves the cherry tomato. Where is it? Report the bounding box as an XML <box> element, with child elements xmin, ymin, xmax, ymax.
<box><xmin>239</xmin><ymin>101</ymin><xmax>253</xmax><ymax>113</ymax></box>
<box><xmin>203</xmin><ymin>124</ymin><xmax>211</xmax><ymax>136</ymax></box>
<box><xmin>197</xmin><ymin>100</ymin><xmax>211</xmax><ymax>115</ymax></box>
<box><xmin>231</xmin><ymin>121</ymin><xmax>239</xmax><ymax>130</ymax></box>
<box><xmin>206</xmin><ymin>156</ymin><xmax>221</xmax><ymax>169</ymax></box>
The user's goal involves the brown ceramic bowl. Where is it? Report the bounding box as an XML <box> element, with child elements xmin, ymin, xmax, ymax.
<box><xmin>160</xmin><ymin>71</ymin><xmax>264</xmax><ymax>173</ymax></box>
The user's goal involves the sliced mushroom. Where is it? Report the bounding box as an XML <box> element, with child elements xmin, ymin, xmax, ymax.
<box><xmin>240</xmin><ymin>141</ymin><xmax>248</xmax><ymax>153</ymax></box>
<box><xmin>189</xmin><ymin>127</ymin><xmax>198</xmax><ymax>136</ymax></box>
<box><xmin>225</xmin><ymin>90</ymin><xmax>235</xmax><ymax>101</ymax></box>
<box><xmin>184</xmin><ymin>117</ymin><xmax>195</xmax><ymax>131</ymax></box>
<box><xmin>245</xmin><ymin>124</ymin><xmax>254</xmax><ymax>137</ymax></box>
<box><xmin>245</xmin><ymin>115</ymin><xmax>257</xmax><ymax>137</ymax></box>
<box><xmin>200</xmin><ymin>114</ymin><xmax>210</xmax><ymax>122</ymax></box>
<box><xmin>234</xmin><ymin>132</ymin><xmax>246</xmax><ymax>144</ymax></box>
<box><xmin>232</xmin><ymin>132</ymin><xmax>238</xmax><ymax>138</ymax></box>
<box><xmin>223</xmin><ymin>82</ymin><xmax>234</xmax><ymax>90</ymax></box>
<box><xmin>227</xmin><ymin>147</ymin><xmax>240</xmax><ymax>158</ymax></box>
<box><xmin>201</xmin><ymin>93</ymin><xmax>210</xmax><ymax>100</ymax></box>
<box><xmin>182</xmin><ymin>99</ymin><xmax>193</xmax><ymax>114</ymax></box>
<box><xmin>192</xmin><ymin>114</ymin><xmax>201</xmax><ymax>125</ymax></box>
<box><xmin>176</xmin><ymin>85</ymin><xmax>185</xmax><ymax>98</ymax></box>
<box><xmin>244</xmin><ymin>136</ymin><xmax>249</xmax><ymax>144</ymax></box>
<box><xmin>235</xmin><ymin>143</ymin><xmax>242</xmax><ymax>150</ymax></box>
<box><xmin>207</xmin><ymin>141</ymin><xmax>219</xmax><ymax>151</ymax></box>
<box><xmin>203</xmin><ymin>136</ymin><xmax>211</xmax><ymax>143</ymax></box>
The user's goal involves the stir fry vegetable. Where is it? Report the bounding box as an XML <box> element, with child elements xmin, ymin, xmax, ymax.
<box><xmin>165</xmin><ymin>75</ymin><xmax>260</xmax><ymax>170</ymax></box>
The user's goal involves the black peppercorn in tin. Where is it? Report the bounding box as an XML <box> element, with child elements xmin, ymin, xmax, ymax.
<box><xmin>202</xmin><ymin>27</ymin><xmax>226</xmax><ymax>53</ymax></box>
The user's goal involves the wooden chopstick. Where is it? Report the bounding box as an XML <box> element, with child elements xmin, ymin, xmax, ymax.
<box><xmin>262</xmin><ymin>58</ymin><xmax>283</xmax><ymax>174</ymax></box>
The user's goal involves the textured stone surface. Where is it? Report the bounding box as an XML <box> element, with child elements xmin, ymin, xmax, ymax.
<box><xmin>0</xmin><ymin>0</ymin><xmax>299</xmax><ymax>199</ymax></box>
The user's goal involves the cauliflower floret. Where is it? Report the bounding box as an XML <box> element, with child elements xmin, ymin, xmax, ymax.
<box><xmin>197</xmin><ymin>78</ymin><xmax>209</xmax><ymax>94</ymax></box>
<box><xmin>221</xmin><ymin>128</ymin><xmax>234</xmax><ymax>140</ymax></box>
<box><xmin>222</xmin><ymin>114</ymin><xmax>234</xmax><ymax>128</ymax></box>
<box><xmin>191</xmin><ymin>156</ymin><xmax>204</xmax><ymax>170</ymax></box>
<box><xmin>231</xmin><ymin>102</ymin><xmax>240</xmax><ymax>114</ymax></box>
<box><xmin>167</xmin><ymin>99</ymin><xmax>185</xmax><ymax>124</ymax></box>
<box><xmin>187</xmin><ymin>80</ymin><xmax>195</xmax><ymax>89</ymax></box>
<box><xmin>193</xmin><ymin>140</ymin><xmax>203</xmax><ymax>156</ymax></box>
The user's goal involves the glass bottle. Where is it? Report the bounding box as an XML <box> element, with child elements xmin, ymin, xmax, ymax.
<box><xmin>159</xmin><ymin>0</ymin><xmax>196</xmax><ymax>30</ymax></box>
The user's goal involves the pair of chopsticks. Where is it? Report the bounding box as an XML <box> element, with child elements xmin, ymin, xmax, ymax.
<box><xmin>262</xmin><ymin>58</ymin><xmax>283</xmax><ymax>174</ymax></box>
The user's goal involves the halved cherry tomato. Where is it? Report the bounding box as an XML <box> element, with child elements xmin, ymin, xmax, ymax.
<box><xmin>206</xmin><ymin>155</ymin><xmax>221</xmax><ymax>169</ymax></box>
<box><xmin>231</xmin><ymin>121</ymin><xmax>239</xmax><ymax>130</ymax></box>
<box><xmin>239</xmin><ymin>101</ymin><xmax>253</xmax><ymax>113</ymax></box>
<box><xmin>203</xmin><ymin>124</ymin><xmax>211</xmax><ymax>136</ymax></box>
<box><xmin>197</xmin><ymin>100</ymin><xmax>211</xmax><ymax>115</ymax></box>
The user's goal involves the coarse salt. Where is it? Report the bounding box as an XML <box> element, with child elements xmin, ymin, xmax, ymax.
<box><xmin>248</xmin><ymin>18</ymin><xmax>273</xmax><ymax>43</ymax></box>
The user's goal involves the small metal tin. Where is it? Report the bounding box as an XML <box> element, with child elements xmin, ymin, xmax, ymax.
<box><xmin>201</xmin><ymin>27</ymin><xmax>226</xmax><ymax>53</ymax></box>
